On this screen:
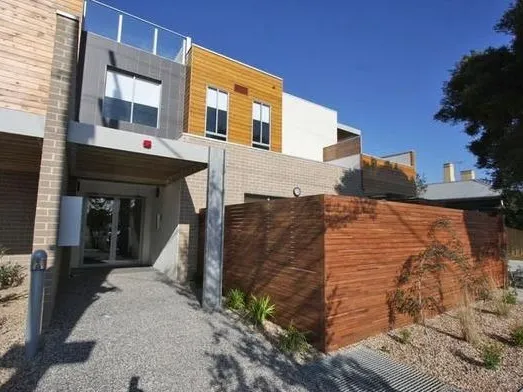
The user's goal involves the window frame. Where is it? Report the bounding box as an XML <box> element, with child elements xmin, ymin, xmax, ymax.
<box><xmin>102</xmin><ymin>67</ymin><xmax>162</xmax><ymax>129</ymax></box>
<box><xmin>204</xmin><ymin>85</ymin><xmax>229</xmax><ymax>141</ymax></box>
<box><xmin>251</xmin><ymin>100</ymin><xmax>271</xmax><ymax>150</ymax></box>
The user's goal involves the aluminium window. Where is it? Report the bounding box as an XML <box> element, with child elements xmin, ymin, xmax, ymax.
<box><xmin>205</xmin><ymin>87</ymin><xmax>228</xmax><ymax>140</ymax></box>
<box><xmin>103</xmin><ymin>69</ymin><xmax>161</xmax><ymax>128</ymax></box>
<box><xmin>252</xmin><ymin>102</ymin><xmax>270</xmax><ymax>150</ymax></box>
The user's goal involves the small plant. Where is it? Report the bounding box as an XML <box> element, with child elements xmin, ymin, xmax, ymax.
<box><xmin>379</xmin><ymin>345</ymin><xmax>391</xmax><ymax>353</ymax></box>
<box><xmin>397</xmin><ymin>329</ymin><xmax>412</xmax><ymax>344</ymax></box>
<box><xmin>279</xmin><ymin>323</ymin><xmax>308</xmax><ymax>353</ymax></box>
<box><xmin>493</xmin><ymin>289</ymin><xmax>516</xmax><ymax>317</ymax></box>
<box><xmin>481</xmin><ymin>342</ymin><xmax>503</xmax><ymax>370</ymax></box>
<box><xmin>510</xmin><ymin>324</ymin><xmax>523</xmax><ymax>347</ymax></box>
<box><xmin>457</xmin><ymin>305</ymin><xmax>480</xmax><ymax>346</ymax></box>
<box><xmin>247</xmin><ymin>294</ymin><xmax>275</xmax><ymax>326</ymax></box>
<box><xmin>502</xmin><ymin>289</ymin><xmax>517</xmax><ymax>305</ymax></box>
<box><xmin>225</xmin><ymin>288</ymin><xmax>246</xmax><ymax>312</ymax></box>
<box><xmin>0</xmin><ymin>263</ymin><xmax>25</xmax><ymax>290</ymax></box>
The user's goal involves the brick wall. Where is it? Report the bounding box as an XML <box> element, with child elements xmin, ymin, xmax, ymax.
<box><xmin>32</xmin><ymin>14</ymin><xmax>79</xmax><ymax>325</ymax></box>
<box><xmin>0</xmin><ymin>170</ymin><xmax>39</xmax><ymax>264</ymax></box>
<box><xmin>178</xmin><ymin>134</ymin><xmax>362</xmax><ymax>281</ymax></box>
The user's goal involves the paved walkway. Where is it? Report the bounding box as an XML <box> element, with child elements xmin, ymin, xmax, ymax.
<box><xmin>1</xmin><ymin>268</ymin><xmax>457</xmax><ymax>391</ymax></box>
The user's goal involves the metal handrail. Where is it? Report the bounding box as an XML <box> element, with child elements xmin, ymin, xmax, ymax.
<box><xmin>86</xmin><ymin>0</ymin><xmax>187</xmax><ymax>39</ymax></box>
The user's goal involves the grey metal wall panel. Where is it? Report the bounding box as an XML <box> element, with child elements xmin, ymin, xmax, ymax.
<box><xmin>78</xmin><ymin>33</ymin><xmax>185</xmax><ymax>139</ymax></box>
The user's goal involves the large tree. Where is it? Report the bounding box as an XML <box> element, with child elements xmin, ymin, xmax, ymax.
<box><xmin>435</xmin><ymin>1</ymin><xmax>523</xmax><ymax>226</ymax></box>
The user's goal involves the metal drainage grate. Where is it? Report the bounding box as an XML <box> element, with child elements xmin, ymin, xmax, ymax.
<box><xmin>302</xmin><ymin>346</ymin><xmax>460</xmax><ymax>392</ymax></box>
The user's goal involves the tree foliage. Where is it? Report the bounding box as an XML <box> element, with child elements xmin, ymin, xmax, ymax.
<box><xmin>435</xmin><ymin>1</ymin><xmax>523</xmax><ymax>201</ymax></box>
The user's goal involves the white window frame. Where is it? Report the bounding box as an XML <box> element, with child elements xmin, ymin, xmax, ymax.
<box><xmin>204</xmin><ymin>86</ymin><xmax>229</xmax><ymax>141</ymax></box>
<box><xmin>252</xmin><ymin>100</ymin><xmax>271</xmax><ymax>150</ymax></box>
<box><xmin>103</xmin><ymin>68</ymin><xmax>162</xmax><ymax>128</ymax></box>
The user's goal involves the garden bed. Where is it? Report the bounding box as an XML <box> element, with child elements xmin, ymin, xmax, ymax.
<box><xmin>360</xmin><ymin>297</ymin><xmax>523</xmax><ymax>392</ymax></box>
<box><xmin>0</xmin><ymin>277</ymin><xmax>28</xmax><ymax>386</ymax></box>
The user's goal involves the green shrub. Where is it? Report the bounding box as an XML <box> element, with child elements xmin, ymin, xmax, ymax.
<box><xmin>247</xmin><ymin>294</ymin><xmax>275</xmax><ymax>326</ymax></box>
<box><xmin>397</xmin><ymin>329</ymin><xmax>412</xmax><ymax>344</ymax></box>
<box><xmin>510</xmin><ymin>324</ymin><xmax>523</xmax><ymax>347</ymax></box>
<box><xmin>0</xmin><ymin>263</ymin><xmax>24</xmax><ymax>290</ymax></box>
<box><xmin>279</xmin><ymin>323</ymin><xmax>308</xmax><ymax>353</ymax></box>
<box><xmin>481</xmin><ymin>343</ymin><xmax>503</xmax><ymax>370</ymax></box>
<box><xmin>502</xmin><ymin>290</ymin><xmax>517</xmax><ymax>305</ymax></box>
<box><xmin>225</xmin><ymin>288</ymin><xmax>246</xmax><ymax>312</ymax></box>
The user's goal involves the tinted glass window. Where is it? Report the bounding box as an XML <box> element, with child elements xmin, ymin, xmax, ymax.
<box><xmin>252</xmin><ymin>102</ymin><xmax>270</xmax><ymax>149</ymax></box>
<box><xmin>206</xmin><ymin>107</ymin><xmax>217</xmax><ymax>133</ymax></box>
<box><xmin>261</xmin><ymin>122</ymin><xmax>270</xmax><ymax>145</ymax></box>
<box><xmin>253</xmin><ymin>120</ymin><xmax>261</xmax><ymax>142</ymax></box>
<box><xmin>103</xmin><ymin>70</ymin><xmax>161</xmax><ymax>128</ymax></box>
<box><xmin>103</xmin><ymin>97</ymin><xmax>132</xmax><ymax>122</ymax></box>
<box><xmin>217</xmin><ymin>110</ymin><xmax>227</xmax><ymax>135</ymax></box>
<box><xmin>206</xmin><ymin>87</ymin><xmax>228</xmax><ymax>139</ymax></box>
<box><xmin>133</xmin><ymin>104</ymin><xmax>158</xmax><ymax>127</ymax></box>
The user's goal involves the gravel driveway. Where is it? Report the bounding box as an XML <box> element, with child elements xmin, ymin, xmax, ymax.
<box><xmin>0</xmin><ymin>267</ymin><xmax>459</xmax><ymax>392</ymax></box>
<box><xmin>1</xmin><ymin>267</ymin><xmax>312</xmax><ymax>392</ymax></box>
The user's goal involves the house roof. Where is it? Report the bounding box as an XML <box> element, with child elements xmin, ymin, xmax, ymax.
<box><xmin>423</xmin><ymin>180</ymin><xmax>501</xmax><ymax>201</ymax></box>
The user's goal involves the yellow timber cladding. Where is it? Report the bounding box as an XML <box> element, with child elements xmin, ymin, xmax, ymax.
<box><xmin>184</xmin><ymin>45</ymin><xmax>283</xmax><ymax>152</ymax></box>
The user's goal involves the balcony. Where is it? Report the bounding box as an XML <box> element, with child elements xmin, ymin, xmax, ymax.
<box><xmin>83</xmin><ymin>0</ymin><xmax>190</xmax><ymax>64</ymax></box>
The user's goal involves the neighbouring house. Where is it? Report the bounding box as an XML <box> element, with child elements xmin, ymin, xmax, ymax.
<box><xmin>0</xmin><ymin>0</ymin><xmax>416</xmax><ymax>324</ymax></box>
<box><xmin>423</xmin><ymin>163</ymin><xmax>502</xmax><ymax>212</ymax></box>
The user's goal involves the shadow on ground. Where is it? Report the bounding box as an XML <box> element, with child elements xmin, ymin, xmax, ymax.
<box><xmin>203</xmin><ymin>311</ymin><xmax>399</xmax><ymax>392</ymax></box>
<box><xmin>0</xmin><ymin>267</ymin><xmax>402</xmax><ymax>392</ymax></box>
<box><xmin>0</xmin><ymin>268</ymin><xmax>116</xmax><ymax>391</ymax></box>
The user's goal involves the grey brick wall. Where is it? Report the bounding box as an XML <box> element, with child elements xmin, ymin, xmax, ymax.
<box><xmin>177</xmin><ymin>134</ymin><xmax>362</xmax><ymax>281</ymax></box>
<box><xmin>0</xmin><ymin>170</ymin><xmax>39</xmax><ymax>264</ymax></box>
<box><xmin>32</xmin><ymin>14</ymin><xmax>79</xmax><ymax>325</ymax></box>
<box><xmin>78</xmin><ymin>33</ymin><xmax>185</xmax><ymax>139</ymax></box>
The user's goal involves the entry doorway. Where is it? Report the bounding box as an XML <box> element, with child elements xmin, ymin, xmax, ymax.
<box><xmin>82</xmin><ymin>196</ymin><xmax>144</xmax><ymax>266</ymax></box>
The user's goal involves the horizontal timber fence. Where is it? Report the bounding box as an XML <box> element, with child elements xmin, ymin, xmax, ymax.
<box><xmin>198</xmin><ymin>195</ymin><xmax>506</xmax><ymax>352</ymax></box>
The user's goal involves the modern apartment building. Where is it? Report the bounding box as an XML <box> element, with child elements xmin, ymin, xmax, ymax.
<box><xmin>0</xmin><ymin>0</ymin><xmax>416</xmax><ymax>322</ymax></box>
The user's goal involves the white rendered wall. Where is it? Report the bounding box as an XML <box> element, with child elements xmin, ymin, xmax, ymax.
<box><xmin>151</xmin><ymin>180</ymin><xmax>182</xmax><ymax>280</ymax></box>
<box><xmin>282</xmin><ymin>93</ymin><xmax>338</xmax><ymax>162</ymax></box>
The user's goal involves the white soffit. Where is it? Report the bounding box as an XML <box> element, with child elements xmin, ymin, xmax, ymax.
<box><xmin>68</xmin><ymin>122</ymin><xmax>209</xmax><ymax>164</ymax></box>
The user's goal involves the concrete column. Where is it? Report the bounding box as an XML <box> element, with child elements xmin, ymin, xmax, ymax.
<box><xmin>202</xmin><ymin>147</ymin><xmax>225</xmax><ymax>311</ymax></box>
<box><xmin>32</xmin><ymin>14</ymin><xmax>79</xmax><ymax>325</ymax></box>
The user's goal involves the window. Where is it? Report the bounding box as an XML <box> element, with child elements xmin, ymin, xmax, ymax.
<box><xmin>252</xmin><ymin>102</ymin><xmax>270</xmax><ymax>149</ymax></box>
<box><xmin>205</xmin><ymin>87</ymin><xmax>228</xmax><ymax>140</ymax></box>
<box><xmin>103</xmin><ymin>69</ymin><xmax>161</xmax><ymax>128</ymax></box>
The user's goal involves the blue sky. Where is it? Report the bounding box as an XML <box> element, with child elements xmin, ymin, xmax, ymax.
<box><xmin>100</xmin><ymin>0</ymin><xmax>511</xmax><ymax>182</ymax></box>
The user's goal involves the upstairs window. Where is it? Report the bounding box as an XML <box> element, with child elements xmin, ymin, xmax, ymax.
<box><xmin>103</xmin><ymin>69</ymin><xmax>161</xmax><ymax>128</ymax></box>
<box><xmin>252</xmin><ymin>102</ymin><xmax>270</xmax><ymax>150</ymax></box>
<box><xmin>206</xmin><ymin>87</ymin><xmax>228</xmax><ymax>140</ymax></box>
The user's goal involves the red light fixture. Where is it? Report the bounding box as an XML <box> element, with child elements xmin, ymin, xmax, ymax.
<box><xmin>143</xmin><ymin>139</ymin><xmax>152</xmax><ymax>149</ymax></box>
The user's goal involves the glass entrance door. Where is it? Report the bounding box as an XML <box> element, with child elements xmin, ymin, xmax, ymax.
<box><xmin>82</xmin><ymin>196</ymin><xmax>143</xmax><ymax>265</ymax></box>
